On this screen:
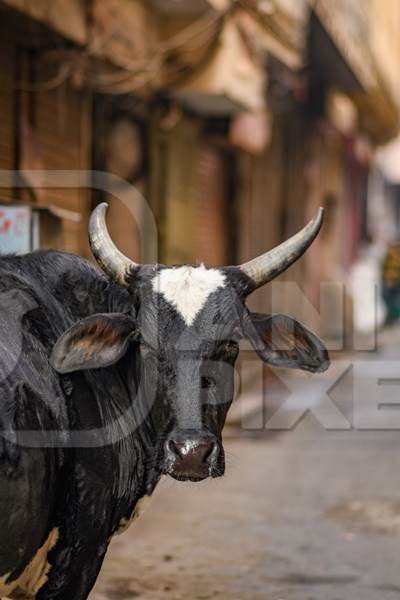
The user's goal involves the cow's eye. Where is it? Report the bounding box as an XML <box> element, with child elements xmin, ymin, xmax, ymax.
<box><xmin>225</xmin><ymin>340</ymin><xmax>237</xmax><ymax>351</ymax></box>
<box><xmin>202</xmin><ymin>376</ymin><xmax>216</xmax><ymax>390</ymax></box>
<box><xmin>222</xmin><ymin>340</ymin><xmax>239</xmax><ymax>360</ymax></box>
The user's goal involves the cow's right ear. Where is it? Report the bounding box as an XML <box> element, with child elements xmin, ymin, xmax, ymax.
<box><xmin>50</xmin><ymin>313</ymin><xmax>138</xmax><ymax>374</ymax></box>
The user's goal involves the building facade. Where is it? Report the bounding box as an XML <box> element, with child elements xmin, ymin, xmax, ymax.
<box><xmin>0</xmin><ymin>0</ymin><xmax>399</xmax><ymax>339</ymax></box>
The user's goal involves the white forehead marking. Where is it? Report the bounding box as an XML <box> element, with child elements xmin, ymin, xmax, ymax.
<box><xmin>152</xmin><ymin>265</ymin><xmax>226</xmax><ymax>326</ymax></box>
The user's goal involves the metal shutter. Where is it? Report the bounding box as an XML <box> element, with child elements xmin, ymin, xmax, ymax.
<box><xmin>0</xmin><ymin>30</ymin><xmax>16</xmax><ymax>198</ymax></box>
<box><xmin>30</xmin><ymin>56</ymin><xmax>92</xmax><ymax>255</ymax></box>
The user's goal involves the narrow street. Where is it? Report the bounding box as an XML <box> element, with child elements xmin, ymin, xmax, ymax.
<box><xmin>1</xmin><ymin>3</ymin><xmax>400</xmax><ymax>600</ymax></box>
<box><xmin>91</xmin><ymin>338</ymin><xmax>400</xmax><ymax>600</ymax></box>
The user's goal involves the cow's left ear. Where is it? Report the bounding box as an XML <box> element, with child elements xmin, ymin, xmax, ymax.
<box><xmin>50</xmin><ymin>313</ymin><xmax>138</xmax><ymax>374</ymax></box>
<box><xmin>244</xmin><ymin>313</ymin><xmax>329</xmax><ymax>373</ymax></box>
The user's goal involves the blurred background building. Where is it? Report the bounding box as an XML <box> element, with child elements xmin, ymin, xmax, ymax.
<box><xmin>2</xmin><ymin>5</ymin><xmax>400</xmax><ymax>590</ymax></box>
<box><xmin>0</xmin><ymin>0</ymin><xmax>400</xmax><ymax>341</ymax></box>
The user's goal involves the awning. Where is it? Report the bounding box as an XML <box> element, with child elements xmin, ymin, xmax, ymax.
<box><xmin>171</xmin><ymin>18</ymin><xmax>266</xmax><ymax>115</ymax></box>
<box><xmin>309</xmin><ymin>0</ymin><xmax>399</xmax><ymax>143</ymax></box>
<box><xmin>0</xmin><ymin>0</ymin><xmax>87</xmax><ymax>44</ymax></box>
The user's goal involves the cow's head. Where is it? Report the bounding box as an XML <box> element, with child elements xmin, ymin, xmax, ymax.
<box><xmin>51</xmin><ymin>204</ymin><xmax>329</xmax><ymax>482</ymax></box>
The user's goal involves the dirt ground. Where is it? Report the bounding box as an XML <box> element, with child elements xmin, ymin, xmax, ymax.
<box><xmin>91</xmin><ymin>338</ymin><xmax>400</xmax><ymax>600</ymax></box>
<box><xmin>91</xmin><ymin>433</ymin><xmax>400</xmax><ymax>599</ymax></box>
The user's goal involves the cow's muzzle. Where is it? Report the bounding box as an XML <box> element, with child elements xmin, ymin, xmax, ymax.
<box><xmin>163</xmin><ymin>430</ymin><xmax>221</xmax><ymax>482</ymax></box>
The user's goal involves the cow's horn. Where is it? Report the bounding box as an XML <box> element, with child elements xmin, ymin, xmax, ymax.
<box><xmin>89</xmin><ymin>202</ymin><xmax>136</xmax><ymax>286</ymax></box>
<box><xmin>240</xmin><ymin>207</ymin><xmax>324</xmax><ymax>289</ymax></box>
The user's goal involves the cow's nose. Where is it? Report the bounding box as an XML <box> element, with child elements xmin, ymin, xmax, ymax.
<box><xmin>167</xmin><ymin>438</ymin><xmax>216</xmax><ymax>462</ymax></box>
<box><xmin>164</xmin><ymin>430</ymin><xmax>220</xmax><ymax>481</ymax></box>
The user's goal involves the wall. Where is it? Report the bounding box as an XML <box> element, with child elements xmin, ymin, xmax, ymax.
<box><xmin>0</xmin><ymin>8</ymin><xmax>92</xmax><ymax>256</ymax></box>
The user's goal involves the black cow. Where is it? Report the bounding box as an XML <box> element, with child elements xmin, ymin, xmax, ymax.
<box><xmin>0</xmin><ymin>203</ymin><xmax>329</xmax><ymax>599</ymax></box>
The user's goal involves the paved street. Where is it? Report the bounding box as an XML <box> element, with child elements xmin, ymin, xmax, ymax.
<box><xmin>91</xmin><ymin>339</ymin><xmax>400</xmax><ymax>600</ymax></box>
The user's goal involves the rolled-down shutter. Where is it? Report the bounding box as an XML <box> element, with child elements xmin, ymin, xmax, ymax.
<box><xmin>0</xmin><ymin>30</ymin><xmax>16</xmax><ymax>198</ymax></box>
<box><xmin>17</xmin><ymin>55</ymin><xmax>92</xmax><ymax>256</ymax></box>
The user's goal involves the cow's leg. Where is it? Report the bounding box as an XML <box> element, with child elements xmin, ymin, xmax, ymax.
<box><xmin>36</xmin><ymin>461</ymin><xmax>115</xmax><ymax>600</ymax></box>
<box><xmin>36</xmin><ymin>536</ymin><xmax>110</xmax><ymax>600</ymax></box>
<box><xmin>0</xmin><ymin>446</ymin><xmax>57</xmax><ymax>599</ymax></box>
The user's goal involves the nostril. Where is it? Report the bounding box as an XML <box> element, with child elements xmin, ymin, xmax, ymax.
<box><xmin>208</xmin><ymin>442</ymin><xmax>220</xmax><ymax>463</ymax></box>
<box><xmin>166</xmin><ymin>439</ymin><xmax>182</xmax><ymax>459</ymax></box>
<box><xmin>204</xmin><ymin>441</ymin><xmax>219</xmax><ymax>464</ymax></box>
<box><xmin>195</xmin><ymin>440</ymin><xmax>219</xmax><ymax>464</ymax></box>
